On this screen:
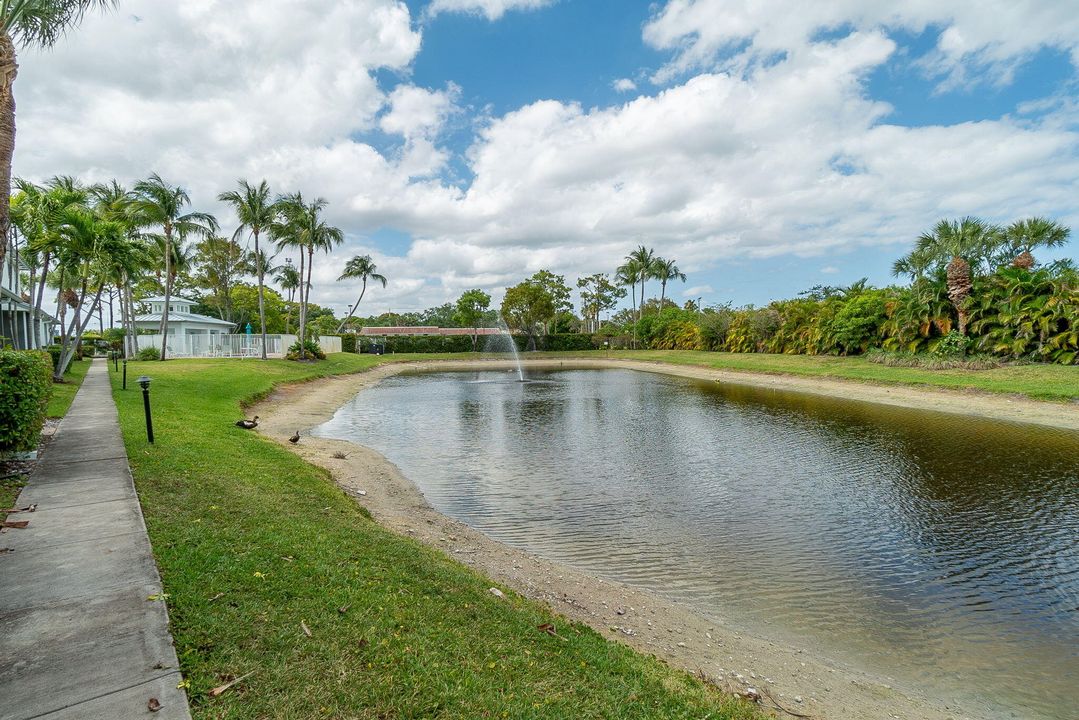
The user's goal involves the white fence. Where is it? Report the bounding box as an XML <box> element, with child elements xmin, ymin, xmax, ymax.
<box><xmin>136</xmin><ymin>334</ymin><xmax>341</xmax><ymax>358</ymax></box>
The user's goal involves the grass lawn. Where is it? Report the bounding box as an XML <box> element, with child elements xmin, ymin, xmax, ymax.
<box><xmin>110</xmin><ymin>355</ymin><xmax>761</xmax><ymax>720</ymax></box>
<box><xmin>47</xmin><ymin>357</ymin><xmax>92</xmax><ymax>418</ymax></box>
<box><xmin>545</xmin><ymin>350</ymin><xmax>1079</xmax><ymax>402</ymax></box>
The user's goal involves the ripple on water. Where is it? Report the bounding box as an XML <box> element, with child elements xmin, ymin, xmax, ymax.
<box><xmin>313</xmin><ymin>369</ymin><xmax>1079</xmax><ymax>720</ymax></box>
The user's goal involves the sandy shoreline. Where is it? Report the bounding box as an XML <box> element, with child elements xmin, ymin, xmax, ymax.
<box><xmin>253</xmin><ymin>358</ymin><xmax>1075</xmax><ymax>720</ymax></box>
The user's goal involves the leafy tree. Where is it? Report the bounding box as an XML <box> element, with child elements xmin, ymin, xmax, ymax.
<box><xmin>192</xmin><ymin>236</ymin><xmax>247</xmax><ymax>323</ymax></box>
<box><xmin>453</xmin><ymin>289</ymin><xmax>492</xmax><ymax>351</ymax></box>
<box><xmin>577</xmin><ymin>273</ymin><xmax>625</xmax><ymax>333</ymax></box>
<box><xmin>500</xmin><ymin>281</ymin><xmax>554</xmax><ymax>345</ymax></box>
<box><xmin>419</xmin><ymin>303</ymin><xmax>457</xmax><ymax>327</ymax></box>
<box><xmin>0</xmin><ymin>0</ymin><xmax>115</xmax><ymax>268</ymax></box>
<box><xmin>527</xmin><ymin>270</ymin><xmax>572</xmax><ymax>333</ymax></box>
<box><xmin>274</xmin><ymin>261</ymin><xmax>301</xmax><ymax>333</ymax></box>
<box><xmin>336</xmin><ymin>254</ymin><xmax>386</xmax><ymax>332</ymax></box>
<box><xmin>131</xmin><ymin>173</ymin><xmax>217</xmax><ymax>360</ymax></box>
<box><xmin>229</xmin><ymin>283</ymin><xmax>285</xmax><ymax>334</ymax></box>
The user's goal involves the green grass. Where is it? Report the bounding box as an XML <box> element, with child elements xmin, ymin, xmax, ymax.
<box><xmin>543</xmin><ymin>350</ymin><xmax>1079</xmax><ymax>402</ymax></box>
<box><xmin>47</xmin><ymin>358</ymin><xmax>91</xmax><ymax>418</ymax></box>
<box><xmin>110</xmin><ymin>355</ymin><xmax>761</xmax><ymax>720</ymax></box>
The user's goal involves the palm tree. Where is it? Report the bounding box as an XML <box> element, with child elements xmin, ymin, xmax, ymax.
<box><xmin>654</xmin><ymin>257</ymin><xmax>686</xmax><ymax>310</ymax></box>
<box><xmin>626</xmin><ymin>245</ymin><xmax>657</xmax><ymax>320</ymax></box>
<box><xmin>275</xmin><ymin>261</ymin><xmax>300</xmax><ymax>333</ymax></box>
<box><xmin>0</xmin><ymin>1</ymin><xmax>115</xmax><ymax>267</ymax></box>
<box><xmin>219</xmin><ymin>180</ymin><xmax>277</xmax><ymax>359</ymax></box>
<box><xmin>999</xmin><ymin>217</ymin><xmax>1070</xmax><ymax>269</ymax></box>
<box><xmin>912</xmin><ymin>217</ymin><xmax>996</xmax><ymax>335</ymax></box>
<box><xmin>272</xmin><ymin>194</ymin><xmax>342</xmax><ymax>358</ymax></box>
<box><xmin>131</xmin><ymin>174</ymin><xmax>217</xmax><ymax>360</ymax></box>
<box><xmin>336</xmin><ymin>255</ymin><xmax>386</xmax><ymax>332</ymax></box>
<box><xmin>615</xmin><ymin>259</ymin><xmax>642</xmax><ymax>348</ymax></box>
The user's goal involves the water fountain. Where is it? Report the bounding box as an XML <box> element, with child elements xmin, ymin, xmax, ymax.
<box><xmin>483</xmin><ymin>317</ymin><xmax>525</xmax><ymax>382</ymax></box>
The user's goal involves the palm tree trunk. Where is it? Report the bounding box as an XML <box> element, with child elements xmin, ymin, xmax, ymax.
<box><xmin>660</xmin><ymin>279</ymin><xmax>668</xmax><ymax>310</ymax></box>
<box><xmin>336</xmin><ymin>281</ymin><xmax>367</xmax><ymax>333</ymax></box>
<box><xmin>125</xmin><ymin>280</ymin><xmax>137</xmax><ymax>357</ymax></box>
<box><xmin>0</xmin><ymin>33</ymin><xmax>17</xmax><ymax>270</ymax></box>
<box><xmin>33</xmin><ymin>252</ymin><xmax>50</xmax><ymax>348</ymax></box>
<box><xmin>298</xmin><ymin>248</ymin><xmax>310</xmax><ymax>359</ymax></box>
<box><xmin>160</xmin><ymin>226</ymin><xmax>172</xmax><ymax>360</ymax></box>
<box><xmin>255</xmin><ymin>228</ymin><xmax>267</xmax><ymax>360</ymax></box>
<box><xmin>630</xmin><ymin>281</ymin><xmax>637</xmax><ymax>349</ymax></box>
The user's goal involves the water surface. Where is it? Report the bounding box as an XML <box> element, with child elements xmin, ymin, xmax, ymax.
<box><xmin>313</xmin><ymin>369</ymin><xmax>1079</xmax><ymax>719</ymax></box>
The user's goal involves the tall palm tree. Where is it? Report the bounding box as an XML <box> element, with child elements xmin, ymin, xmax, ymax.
<box><xmin>615</xmin><ymin>259</ymin><xmax>641</xmax><ymax>348</ymax></box>
<box><xmin>0</xmin><ymin>1</ymin><xmax>115</xmax><ymax>267</ymax></box>
<box><xmin>913</xmin><ymin>217</ymin><xmax>996</xmax><ymax>335</ymax></box>
<box><xmin>626</xmin><ymin>245</ymin><xmax>657</xmax><ymax>320</ymax></box>
<box><xmin>275</xmin><ymin>261</ymin><xmax>300</xmax><ymax>333</ymax></box>
<box><xmin>219</xmin><ymin>179</ymin><xmax>277</xmax><ymax>359</ymax></box>
<box><xmin>654</xmin><ymin>257</ymin><xmax>686</xmax><ymax>310</ymax></box>
<box><xmin>1000</xmin><ymin>217</ymin><xmax>1070</xmax><ymax>269</ymax></box>
<box><xmin>131</xmin><ymin>173</ymin><xmax>217</xmax><ymax>360</ymax></box>
<box><xmin>336</xmin><ymin>254</ymin><xmax>386</xmax><ymax>332</ymax></box>
<box><xmin>272</xmin><ymin>194</ymin><xmax>342</xmax><ymax>358</ymax></box>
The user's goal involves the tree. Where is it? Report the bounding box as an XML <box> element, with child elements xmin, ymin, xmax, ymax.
<box><xmin>999</xmin><ymin>217</ymin><xmax>1070</xmax><ymax>269</ymax></box>
<box><xmin>528</xmin><ymin>270</ymin><xmax>573</xmax><ymax>323</ymax></box>
<box><xmin>626</xmin><ymin>245</ymin><xmax>658</xmax><ymax>320</ymax></box>
<box><xmin>0</xmin><ymin>0</ymin><xmax>115</xmax><ymax>268</ymax></box>
<box><xmin>335</xmin><ymin>254</ymin><xmax>386</xmax><ymax>332</ymax></box>
<box><xmin>132</xmin><ymin>174</ymin><xmax>217</xmax><ymax>360</ymax></box>
<box><xmin>654</xmin><ymin>257</ymin><xmax>687</xmax><ymax>310</ymax></box>
<box><xmin>272</xmin><ymin>194</ymin><xmax>342</xmax><ymax>358</ymax></box>
<box><xmin>453</xmin><ymin>289</ymin><xmax>491</xmax><ymax>350</ymax></box>
<box><xmin>500</xmin><ymin>281</ymin><xmax>554</xmax><ymax>345</ymax></box>
<box><xmin>229</xmin><ymin>283</ymin><xmax>286</xmax><ymax>334</ymax></box>
<box><xmin>909</xmin><ymin>217</ymin><xmax>996</xmax><ymax>335</ymax></box>
<box><xmin>219</xmin><ymin>180</ymin><xmax>277</xmax><ymax>359</ymax></box>
<box><xmin>274</xmin><ymin>261</ymin><xmax>300</xmax><ymax>333</ymax></box>
<box><xmin>615</xmin><ymin>260</ymin><xmax>642</xmax><ymax>346</ymax></box>
<box><xmin>192</xmin><ymin>236</ymin><xmax>247</xmax><ymax>323</ymax></box>
<box><xmin>577</xmin><ymin>273</ymin><xmax>625</xmax><ymax>333</ymax></box>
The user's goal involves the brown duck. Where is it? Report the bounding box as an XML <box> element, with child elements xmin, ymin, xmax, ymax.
<box><xmin>235</xmin><ymin>416</ymin><xmax>259</xmax><ymax>430</ymax></box>
<box><xmin>288</xmin><ymin>431</ymin><xmax>300</xmax><ymax>444</ymax></box>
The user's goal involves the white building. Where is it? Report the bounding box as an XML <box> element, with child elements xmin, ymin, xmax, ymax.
<box><xmin>1</xmin><ymin>243</ymin><xmax>55</xmax><ymax>350</ymax></box>
<box><xmin>133</xmin><ymin>296</ymin><xmax>235</xmax><ymax>339</ymax></box>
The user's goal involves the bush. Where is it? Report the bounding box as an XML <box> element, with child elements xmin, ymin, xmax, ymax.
<box><xmin>136</xmin><ymin>346</ymin><xmax>161</xmax><ymax>361</ymax></box>
<box><xmin>340</xmin><ymin>334</ymin><xmax>357</xmax><ymax>353</ymax></box>
<box><xmin>0</xmin><ymin>350</ymin><xmax>53</xmax><ymax>452</ymax></box>
<box><xmin>532</xmin><ymin>333</ymin><xmax>597</xmax><ymax>351</ymax></box>
<box><xmin>933</xmin><ymin>330</ymin><xmax>970</xmax><ymax>358</ymax></box>
<box><xmin>46</xmin><ymin>345</ymin><xmax>63</xmax><ymax>370</ymax></box>
<box><xmin>286</xmin><ymin>340</ymin><xmax>326</xmax><ymax>361</ymax></box>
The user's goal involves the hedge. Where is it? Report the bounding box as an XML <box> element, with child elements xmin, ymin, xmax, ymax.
<box><xmin>0</xmin><ymin>350</ymin><xmax>54</xmax><ymax>453</ymax></box>
<box><xmin>340</xmin><ymin>334</ymin><xmax>357</xmax><ymax>353</ymax></box>
<box><xmin>354</xmin><ymin>333</ymin><xmax>602</xmax><ymax>354</ymax></box>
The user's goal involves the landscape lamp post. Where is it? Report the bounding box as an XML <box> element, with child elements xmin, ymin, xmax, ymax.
<box><xmin>122</xmin><ymin>359</ymin><xmax>127</xmax><ymax>390</ymax></box>
<box><xmin>113</xmin><ymin>352</ymin><xmax>119</xmax><ymax>372</ymax></box>
<box><xmin>138</xmin><ymin>376</ymin><xmax>154</xmax><ymax>444</ymax></box>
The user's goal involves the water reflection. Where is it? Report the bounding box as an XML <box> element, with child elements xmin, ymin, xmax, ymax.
<box><xmin>313</xmin><ymin>369</ymin><xmax>1079</xmax><ymax>719</ymax></box>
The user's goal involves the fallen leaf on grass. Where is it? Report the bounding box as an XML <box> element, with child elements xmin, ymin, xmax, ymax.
<box><xmin>1</xmin><ymin>520</ymin><xmax>29</xmax><ymax>529</ymax></box>
<box><xmin>147</xmin><ymin>593</ymin><xmax>171</xmax><ymax>602</ymax></box>
<box><xmin>147</xmin><ymin>697</ymin><xmax>162</xmax><ymax>712</ymax></box>
<box><xmin>208</xmin><ymin>592</ymin><xmax>225</xmax><ymax>603</ymax></box>
<box><xmin>209</xmin><ymin>671</ymin><xmax>256</xmax><ymax>698</ymax></box>
<box><xmin>337</xmin><ymin>604</ymin><xmax>351</xmax><ymax>614</ymax></box>
<box><xmin>301</xmin><ymin>620</ymin><xmax>312</xmax><ymax>637</ymax></box>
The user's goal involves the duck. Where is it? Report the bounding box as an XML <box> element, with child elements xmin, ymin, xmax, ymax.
<box><xmin>235</xmin><ymin>416</ymin><xmax>259</xmax><ymax>430</ymax></box>
<box><xmin>288</xmin><ymin>431</ymin><xmax>300</xmax><ymax>444</ymax></box>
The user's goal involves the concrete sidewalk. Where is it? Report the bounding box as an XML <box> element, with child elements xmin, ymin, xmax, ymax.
<box><xmin>0</xmin><ymin>359</ymin><xmax>191</xmax><ymax>720</ymax></box>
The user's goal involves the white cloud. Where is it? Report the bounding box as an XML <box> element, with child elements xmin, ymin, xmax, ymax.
<box><xmin>426</xmin><ymin>0</ymin><xmax>556</xmax><ymax>21</ymax></box>
<box><xmin>642</xmin><ymin>0</ymin><xmax>1079</xmax><ymax>86</ymax></box>
<box><xmin>683</xmin><ymin>285</ymin><xmax>713</xmax><ymax>297</ymax></box>
<box><xmin>612</xmin><ymin>78</ymin><xmax>638</xmax><ymax>93</ymax></box>
<box><xmin>820</xmin><ymin>266</ymin><xmax>840</xmax><ymax>274</ymax></box>
<box><xmin>13</xmin><ymin>0</ymin><xmax>1079</xmax><ymax>317</ymax></box>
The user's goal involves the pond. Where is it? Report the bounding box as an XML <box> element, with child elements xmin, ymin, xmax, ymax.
<box><xmin>312</xmin><ymin>368</ymin><xmax>1079</xmax><ymax>719</ymax></box>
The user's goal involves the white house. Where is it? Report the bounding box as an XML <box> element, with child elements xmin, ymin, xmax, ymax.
<box><xmin>1</xmin><ymin>242</ymin><xmax>55</xmax><ymax>350</ymax></box>
<box><xmin>133</xmin><ymin>296</ymin><xmax>235</xmax><ymax>338</ymax></box>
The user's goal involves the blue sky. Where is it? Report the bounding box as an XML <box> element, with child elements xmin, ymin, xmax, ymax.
<box><xmin>16</xmin><ymin>0</ymin><xmax>1079</xmax><ymax>316</ymax></box>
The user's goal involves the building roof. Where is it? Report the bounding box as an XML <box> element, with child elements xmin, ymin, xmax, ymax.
<box><xmin>359</xmin><ymin>326</ymin><xmax>505</xmax><ymax>337</ymax></box>
<box><xmin>140</xmin><ymin>296</ymin><xmax>198</xmax><ymax>305</ymax></box>
<box><xmin>134</xmin><ymin>311</ymin><xmax>235</xmax><ymax>326</ymax></box>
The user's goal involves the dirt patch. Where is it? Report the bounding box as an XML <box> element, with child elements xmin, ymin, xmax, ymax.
<box><xmin>252</xmin><ymin>358</ymin><xmax>1064</xmax><ymax>720</ymax></box>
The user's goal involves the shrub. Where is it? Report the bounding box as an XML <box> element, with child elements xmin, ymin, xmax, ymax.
<box><xmin>286</xmin><ymin>340</ymin><xmax>326</xmax><ymax>361</ymax></box>
<box><xmin>136</xmin><ymin>346</ymin><xmax>161</xmax><ymax>361</ymax></box>
<box><xmin>865</xmin><ymin>348</ymin><xmax>1000</xmax><ymax>370</ymax></box>
<box><xmin>45</xmin><ymin>345</ymin><xmax>63</xmax><ymax>370</ymax></box>
<box><xmin>340</xmin><ymin>334</ymin><xmax>357</xmax><ymax>353</ymax></box>
<box><xmin>932</xmin><ymin>330</ymin><xmax>970</xmax><ymax>358</ymax></box>
<box><xmin>0</xmin><ymin>350</ymin><xmax>53</xmax><ymax>452</ymax></box>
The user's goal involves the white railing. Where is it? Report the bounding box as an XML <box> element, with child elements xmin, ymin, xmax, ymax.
<box><xmin>135</xmin><ymin>334</ymin><xmax>341</xmax><ymax>358</ymax></box>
